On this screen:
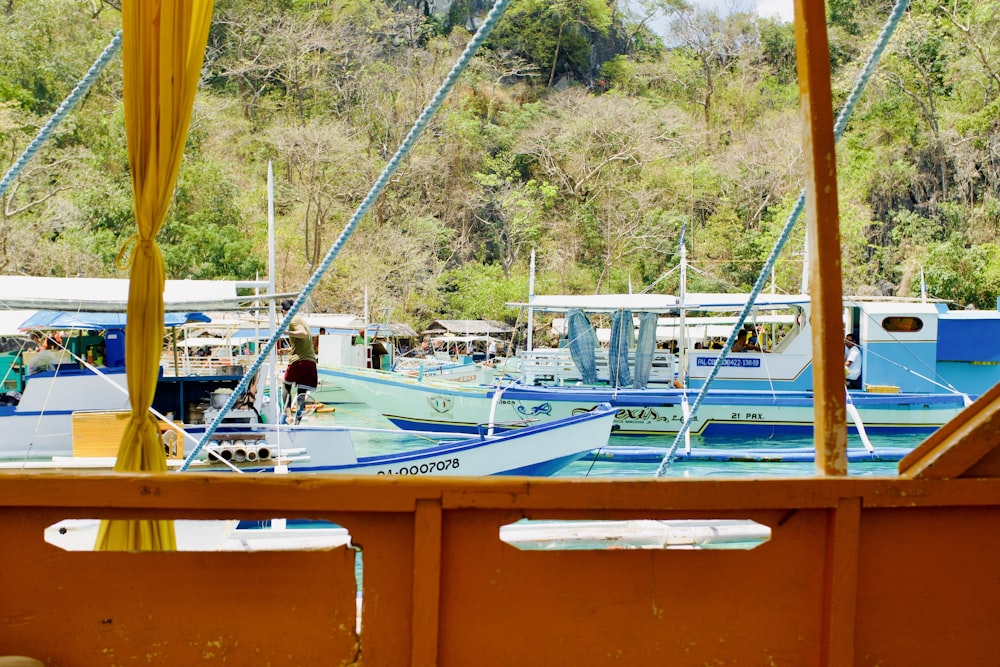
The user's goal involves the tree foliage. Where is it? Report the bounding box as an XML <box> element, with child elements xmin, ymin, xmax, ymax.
<box><xmin>1</xmin><ymin>0</ymin><xmax>1000</xmax><ymax>338</ymax></box>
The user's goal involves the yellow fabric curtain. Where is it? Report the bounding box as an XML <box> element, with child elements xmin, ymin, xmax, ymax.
<box><xmin>96</xmin><ymin>0</ymin><xmax>215</xmax><ymax>551</ymax></box>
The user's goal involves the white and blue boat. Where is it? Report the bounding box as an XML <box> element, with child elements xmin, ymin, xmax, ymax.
<box><xmin>0</xmin><ymin>276</ymin><xmax>615</xmax><ymax>476</ymax></box>
<box><xmin>0</xmin><ymin>401</ymin><xmax>618</xmax><ymax>477</ymax></box>
<box><xmin>321</xmin><ymin>292</ymin><xmax>999</xmax><ymax>438</ymax></box>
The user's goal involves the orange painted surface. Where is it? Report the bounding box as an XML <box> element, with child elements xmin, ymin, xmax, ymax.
<box><xmin>900</xmin><ymin>380</ymin><xmax>1000</xmax><ymax>478</ymax></box>
<box><xmin>2</xmin><ymin>473</ymin><xmax>1000</xmax><ymax>664</ymax></box>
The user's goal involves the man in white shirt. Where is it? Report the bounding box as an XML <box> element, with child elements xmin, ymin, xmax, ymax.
<box><xmin>844</xmin><ymin>334</ymin><xmax>862</xmax><ymax>388</ymax></box>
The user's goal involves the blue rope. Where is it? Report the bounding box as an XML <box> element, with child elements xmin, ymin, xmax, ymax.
<box><xmin>181</xmin><ymin>0</ymin><xmax>512</xmax><ymax>470</ymax></box>
<box><xmin>0</xmin><ymin>31</ymin><xmax>122</xmax><ymax>199</ymax></box>
<box><xmin>655</xmin><ymin>0</ymin><xmax>910</xmax><ymax>476</ymax></box>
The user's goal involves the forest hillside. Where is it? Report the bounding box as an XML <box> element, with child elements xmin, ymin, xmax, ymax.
<box><xmin>2</xmin><ymin>0</ymin><xmax>999</xmax><ymax>334</ymax></box>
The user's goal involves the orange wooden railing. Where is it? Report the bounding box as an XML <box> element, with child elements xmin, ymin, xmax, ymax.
<box><xmin>2</xmin><ymin>470</ymin><xmax>1000</xmax><ymax>665</ymax></box>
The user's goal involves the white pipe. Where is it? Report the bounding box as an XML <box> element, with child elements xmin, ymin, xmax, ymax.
<box><xmin>845</xmin><ymin>390</ymin><xmax>874</xmax><ymax>454</ymax></box>
<box><xmin>486</xmin><ymin>383</ymin><xmax>508</xmax><ymax>437</ymax></box>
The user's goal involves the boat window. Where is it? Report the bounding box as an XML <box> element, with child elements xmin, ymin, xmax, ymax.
<box><xmin>499</xmin><ymin>519</ymin><xmax>770</xmax><ymax>551</ymax></box>
<box><xmin>882</xmin><ymin>316</ymin><xmax>923</xmax><ymax>333</ymax></box>
<box><xmin>44</xmin><ymin>518</ymin><xmax>355</xmax><ymax>552</ymax></box>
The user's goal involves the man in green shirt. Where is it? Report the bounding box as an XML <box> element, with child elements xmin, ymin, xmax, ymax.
<box><xmin>281</xmin><ymin>299</ymin><xmax>317</xmax><ymax>424</ymax></box>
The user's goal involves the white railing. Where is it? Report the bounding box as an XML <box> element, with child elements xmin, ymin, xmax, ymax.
<box><xmin>519</xmin><ymin>348</ymin><xmax>677</xmax><ymax>386</ymax></box>
<box><xmin>159</xmin><ymin>354</ymin><xmax>288</xmax><ymax>377</ymax></box>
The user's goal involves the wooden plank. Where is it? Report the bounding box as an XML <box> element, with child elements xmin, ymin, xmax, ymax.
<box><xmin>72</xmin><ymin>411</ymin><xmax>186</xmax><ymax>459</ymax></box>
<box><xmin>411</xmin><ymin>498</ymin><xmax>443</xmax><ymax>666</ymax></box>
<box><xmin>899</xmin><ymin>381</ymin><xmax>1000</xmax><ymax>478</ymax></box>
<box><xmin>820</xmin><ymin>496</ymin><xmax>861</xmax><ymax>666</ymax></box>
<box><xmin>794</xmin><ymin>0</ymin><xmax>846</xmax><ymax>475</ymax></box>
<box><xmin>71</xmin><ymin>411</ymin><xmax>131</xmax><ymax>457</ymax></box>
<box><xmin>0</xmin><ymin>475</ymin><xmax>1000</xmax><ymax>663</ymax></box>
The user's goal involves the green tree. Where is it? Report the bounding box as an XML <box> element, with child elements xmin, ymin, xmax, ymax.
<box><xmin>668</xmin><ymin>5</ymin><xmax>759</xmax><ymax>130</ymax></box>
<box><xmin>486</xmin><ymin>0</ymin><xmax>612</xmax><ymax>86</ymax></box>
<box><xmin>919</xmin><ymin>240</ymin><xmax>1000</xmax><ymax>308</ymax></box>
<box><xmin>438</xmin><ymin>262</ymin><xmax>527</xmax><ymax>322</ymax></box>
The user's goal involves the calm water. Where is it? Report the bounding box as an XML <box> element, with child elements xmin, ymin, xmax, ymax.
<box><xmin>310</xmin><ymin>401</ymin><xmax>920</xmax><ymax>479</ymax></box>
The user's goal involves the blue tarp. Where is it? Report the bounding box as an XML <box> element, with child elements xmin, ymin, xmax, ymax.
<box><xmin>566</xmin><ymin>309</ymin><xmax>598</xmax><ymax>385</ymax></box>
<box><xmin>633</xmin><ymin>312</ymin><xmax>657</xmax><ymax>389</ymax></box>
<box><xmin>19</xmin><ymin>310</ymin><xmax>211</xmax><ymax>330</ymax></box>
<box><xmin>608</xmin><ymin>310</ymin><xmax>633</xmax><ymax>388</ymax></box>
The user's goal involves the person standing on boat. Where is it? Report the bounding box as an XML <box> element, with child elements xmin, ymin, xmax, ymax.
<box><xmin>281</xmin><ymin>299</ymin><xmax>317</xmax><ymax>424</ymax></box>
<box><xmin>845</xmin><ymin>334</ymin><xmax>862</xmax><ymax>388</ymax></box>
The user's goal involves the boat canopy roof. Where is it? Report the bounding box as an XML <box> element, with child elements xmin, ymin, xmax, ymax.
<box><xmin>681</xmin><ymin>293</ymin><xmax>809</xmax><ymax>310</ymax></box>
<box><xmin>20</xmin><ymin>310</ymin><xmax>210</xmax><ymax>331</ymax></box>
<box><xmin>0</xmin><ymin>276</ymin><xmax>263</xmax><ymax>312</ymax></box>
<box><xmin>315</xmin><ymin>323</ymin><xmax>419</xmax><ymax>338</ymax></box>
<box><xmin>509</xmin><ymin>294</ymin><xmax>679</xmax><ymax>313</ymax></box>
<box><xmin>306</xmin><ymin>313</ymin><xmax>364</xmax><ymax>329</ymax></box>
<box><xmin>0</xmin><ymin>310</ymin><xmax>37</xmax><ymax>336</ymax></box>
<box><xmin>510</xmin><ymin>292</ymin><xmax>808</xmax><ymax>314</ymax></box>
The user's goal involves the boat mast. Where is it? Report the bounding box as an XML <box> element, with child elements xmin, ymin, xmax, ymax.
<box><xmin>526</xmin><ymin>248</ymin><xmax>536</xmax><ymax>352</ymax></box>
<box><xmin>266</xmin><ymin>162</ymin><xmax>280</xmax><ymax>427</ymax></box>
<box><xmin>678</xmin><ymin>224</ymin><xmax>687</xmax><ymax>387</ymax></box>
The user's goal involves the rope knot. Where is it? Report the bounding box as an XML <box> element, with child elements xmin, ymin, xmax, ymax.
<box><xmin>115</xmin><ymin>235</ymin><xmax>157</xmax><ymax>269</ymax></box>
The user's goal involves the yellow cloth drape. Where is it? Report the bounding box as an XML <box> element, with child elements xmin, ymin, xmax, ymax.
<box><xmin>96</xmin><ymin>0</ymin><xmax>215</xmax><ymax>552</ymax></box>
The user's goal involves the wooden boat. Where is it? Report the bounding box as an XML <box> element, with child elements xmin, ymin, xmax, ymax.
<box><xmin>0</xmin><ymin>304</ymin><xmax>248</xmax><ymax>459</ymax></box>
<box><xmin>312</xmin><ymin>330</ymin><xmax>514</xmax><ymax>404</ymax></box>
<box><xmin>317</xmin><ymin>289</ymin><xmax>1000</xmax><ymax>440</ymax></box>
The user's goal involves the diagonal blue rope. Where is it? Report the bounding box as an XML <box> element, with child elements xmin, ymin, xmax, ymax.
<box><xmin>655</xmin><ymin>0</ymin><xmax>911</xmax><ymax>476</ymax></box>
<box><xmin>0</xmin><ymin>31</ymin><xmax>122</xmax><ymax>199</ymax></box>
<box><xmin>181</xmin><ymin>0</ymin><xmax>513</xmax><ymax>470</ymax></box>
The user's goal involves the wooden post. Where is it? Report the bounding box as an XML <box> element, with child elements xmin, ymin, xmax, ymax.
<box><xmin>795</xmin><ymin>0</ymin><xmax>847</xmax><ymax>475</ymax></box>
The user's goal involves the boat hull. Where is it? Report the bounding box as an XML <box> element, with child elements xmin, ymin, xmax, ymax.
<box><xmin>1</xmin><ymin>403</ymin><xmax>618</xmax><ymax>477</ymax></box>
<box><xmin>322</xmin><ymin>366</ymin><xmax>968</xmax><ymax>438</ymax></box>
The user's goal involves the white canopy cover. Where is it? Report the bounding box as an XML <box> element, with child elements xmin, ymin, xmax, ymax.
<box><xmin>0</xmin><ymin>276</ymin><xmax>265</xmax><ymax>312</ymax></box>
